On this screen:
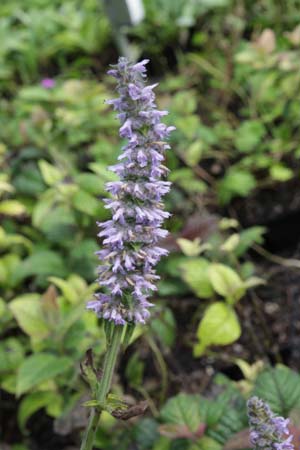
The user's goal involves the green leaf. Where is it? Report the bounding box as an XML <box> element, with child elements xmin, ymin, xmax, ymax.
<box><xmin>9</xmin><ymin>294</ymin><xmax>50</xmax><ymax>341</ymax></box>
<box><xmin>270</xmin><ymin>164</ymin><xmax>293</xmax><ymax>182</ymax></box>
<box><xmin>125</xmin><ymin>352</ymin><xmax>145</xmax><ymax>387</ymax></box>
<box><xmin>185</xmin><ymin>141</ymin><xmax>204</xmax><ymax>167</ymax></box>
<box><xmin>75</xmin><ymin>172</ymin><xmax>106</xmax><ymax>195</ymax></box>
<box><xmin>14</xmin><ymin>251</ymin><xmax>67</xmax><ymax>283</ymax></box>
<box><xmin>194</xmin><ymin>303</ymin><xmax>241</xmax><ymax>357</ymax></box>
<box><xmin>72</xmin><ymin>189</ymin><xmax>101</xmax><ymax>216</ymax></box>
<box><xmin>170</xmin><ymin>169</ymin><xmax>207</xmax><ymax>194</ymax></box>
<box><xmin>0</xmin><ymin>338</ymin><xmax>25</xmax><ymax>373</ymax></box>
<box><xmin>0</xmin><ymin>200</ymin><xmax>27</xmax><ymax>216</ymax></box>
<box><xmin>218</xmin><ymin>170</ymin><xmax>256</xmax><ymax>205</ymax></box>
<box><xmin>38</xmin><ymin>160</ymin><xmax>64</xmax><ymax>186</ymax></box>
<box><xmin>16</xmin><ymin>353</ymin><xmax>72</xmax><ymax>395</ymax></box>
<box><xmin>181</xmin><ymin>258</ymin><xmax>213</xmax><ymax>299</ymax></box>
<box><xmin>208</xmin><ymin>264</ymin><xmax>245</xmax><ymax>304</ymax></box>
<box><xmin>48</xmin><ymin>276</ymin><xmax>79</xmax><ymax>303</ymax></box>
<box><xmin>133</xmin><ymin>418</ymin><xmax>159</xmax><ymax>450</ymax></box>
<box><xmin>177</xmin><ymin>238</ymin><xmax>210</xmax><ymax>257</ymax></box>
<box><xmin>220</xmin><ymin>234</ymin><xmax>240</xmax><ymax>252</ymax></box>
<box><xmin>205</xmin><ymin>388</ymin><xmax>247</xmax><ymax>444</ymax></box>
<box><xmin>252</xmin><ymin>365</ymin><xmax>300</xmax><ymax>416</ymax></box>
<box><xmin>195</xmin><ymin>436</ymin><xmax>222</xmax><ymax>450</ymax></box>
<box><xmin>160</xmin><ymin>393</ymin><xmax>202</xmax><ymax>432</ymax></box>
<box><xmin>18</xmin><ymin>391</ymin><xmax>57</xmax><ymax>432</ymax></box>
<box><xmin>235</xmin><ymin>226</ymin><xmax>266</xmax><ymax>257</ymax></box>
<box><xmin>150</xmin><ymin>308</ymin><xmax>177</xmax><ymax>347</ymax></box>
<box><xmin>235</xmin><ymin>120</ymin><xmax>265</xmax><ymax>153</ymax></box>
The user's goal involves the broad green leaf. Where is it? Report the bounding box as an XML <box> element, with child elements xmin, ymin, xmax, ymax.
<box><xmin>194</xmin><ymin>303</ymin><xmax>241</xmax><ymax>357</ymax></box>
<box><xmin>18</xmin><ymin>391</ymin><xmax>57</xmax><ymax>431</ymax></box>
<box><xmin>134</xmin><ymin>418</ymin><xmax>159</xmax><ymax>450</ymax></box>
<box><xmin>205</xmin><ymin>388</ymin><xmax>247</xmax><ymax>444</ymax></box>
<box><xmin>160</xmin><ymin>393</ymin><xmax>202</xmax><ymax>432</ymax></box>
<box><xmin>208</xmin><ymin>264</ymin><xmax>245</xmax><ymax>303</ymax></box>
<box><xmin>252</xmin><ymin>366</ymin><xmax>300</xmax><ymax>415</ymax></box>
<box><xmin>181</xmin><ymin>258</ymin><xmax>213</xmax><ymax>299</ymax></box>
<box><xmin>16</xmin><ymin>353</ymin><xmax>72</xmax><ymax>395</ymax></box>
<box><xmin>9</xmin><ymin>294</ymin><xmax>50</xmax><ymax>341</ymax></box>
<box><xmin>38</xmin><ymin>160</ymin><xmax>64</xmax><ymax>186</ymax></box>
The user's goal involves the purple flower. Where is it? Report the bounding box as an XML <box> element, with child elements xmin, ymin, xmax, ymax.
<box><xmin>41</xmin><ymin>78</ymin><xmax>55</xmax><ymax>89</ymax></box>
<box><xmin>247</xmin><ymin>397</ymin><xmax>294</xmax><ymax>450</ymax></box>
<box><xmin>87</xmin><ymin>57</ymin><xmax>174</xmax><ymax>325</ymax></box>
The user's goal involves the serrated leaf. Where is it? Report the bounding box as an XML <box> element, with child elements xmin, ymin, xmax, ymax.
<box><xmin>252</xmin><ymin>366</ymin><xmax>300</xmax><ymax>415</ymax></box>
<box><xmin>16</xmin><ymin>353</ymin><xmax>72</xmax><ymax>395</ymax></box>
<box><xmin>194</xmin><ymin>303</ymin><xmax>241</xmax><ymax>357</ymax></box>
<box><xmin>160</xmin><ymin>393</ymin><xmax>202</xmax><ymax>432</ymax></box>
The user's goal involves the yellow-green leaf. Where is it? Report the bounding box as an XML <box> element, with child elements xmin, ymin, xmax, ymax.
<box><xmin>194</xmin><ymin>302</ymin><xmax>241</xmax><ymax>357</ymax></box>
<box><xmin>9</xmin><ymin>294</ymin><xmax>50</xmax><ymax>341</ymax></box>
<box><xmin>0</xmin><ymin>200</ymin><xmax>27</xmax><ymax>216</ymax></box>
<box><xmin>208</xmin><ymin>263</ymin><xmax>245</xmax><ymax>304</ymax></box>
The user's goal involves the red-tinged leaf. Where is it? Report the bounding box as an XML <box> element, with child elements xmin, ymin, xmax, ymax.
<box><xmin>159</xmin><ymin>423</ymin><xmax>206</xmax><ymax>440</ymax></box>
<box><xmin>223</xmin><ymin>428</ymin><xmax>250</xmax><ymax>450</ymax></box>
<box><xmin>161</xmin><ymin>213</ymin><xmax>218</xmax><ymax>251</ymax></box>
<box><xmin>289</xmin><ymin>425</ymin><xmax>300</xmax><ymax>447</ymax></box>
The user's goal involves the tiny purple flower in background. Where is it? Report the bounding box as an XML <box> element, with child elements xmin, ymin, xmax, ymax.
<box><xmin>247</xmin><ymin>396</ymin><xmax>294</xmax><ymax>450</ymax></box>
<box><xmin>87</xmin><ymin>57</ymin><xmax>175</xmax><ymax>325</ymax></box>
<box><xmin>41</xmin><ymin>78</ymin><xmax>55</xmax><ymax>89</ymax></box>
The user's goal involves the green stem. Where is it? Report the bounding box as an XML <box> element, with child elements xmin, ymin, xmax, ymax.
<box><xmin>80</xmin><ymin>325</ymin><xmax>123</xmax><ymax>450</ymax></box>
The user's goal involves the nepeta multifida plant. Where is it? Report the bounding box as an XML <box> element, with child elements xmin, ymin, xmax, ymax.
<box><xmin>80</xmin><ymin>58</ymin><xmax>174</xmax><ymax>450</ymax></box>
<box><xmin>247</xmin><ymin>397</ymin><xmax>294</xmax><ymax>450</ymax></box>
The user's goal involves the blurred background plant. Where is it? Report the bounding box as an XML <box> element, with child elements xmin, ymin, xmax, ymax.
<box><xmin>2</xmin><ymin>0</ymin><xmax>300</xmax><ymax>449</ymax></box>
